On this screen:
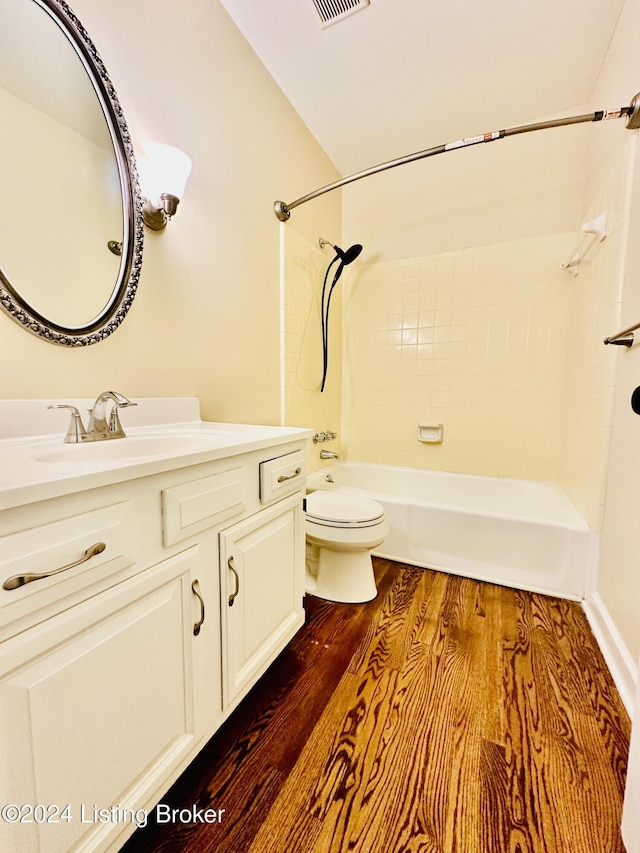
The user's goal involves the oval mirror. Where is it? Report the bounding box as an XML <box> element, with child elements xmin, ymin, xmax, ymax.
<box><xmin>0</xmin><ymin>0</ymin><xmax>143</xmax><ymax>346</ymax></box>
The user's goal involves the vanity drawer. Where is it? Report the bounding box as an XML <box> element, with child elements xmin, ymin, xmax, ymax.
<box><xmin>0</xmin><ymin>501</ymin><xmax>136</xmax><ymax>640</ymax></box>
<box><xmin>162</xmin><ymin>466</ymin><xmax>251</xmax><ymax>545</ymax></box>
<box><xmin>259</xmin><ymin>450</ymin><xmax>307</xmax><ymax>504</ymax></box>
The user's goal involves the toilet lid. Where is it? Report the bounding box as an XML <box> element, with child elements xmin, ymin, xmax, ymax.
<box><xmin>306</xmin><ymin>490</ymin><xmax>384</xmax><ymax>528</ymax></box>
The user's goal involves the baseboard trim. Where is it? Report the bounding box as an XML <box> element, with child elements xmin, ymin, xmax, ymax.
<box><xmin>582</xmin><ymin>591</ymin><xmax>637</xmax><ymax>719</ymax></box>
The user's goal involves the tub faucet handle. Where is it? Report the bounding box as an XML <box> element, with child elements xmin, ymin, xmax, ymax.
<box><xmin>313</xmin><ymin>430</ymin><xmax>338</xmax><ymax>443</ymax></box>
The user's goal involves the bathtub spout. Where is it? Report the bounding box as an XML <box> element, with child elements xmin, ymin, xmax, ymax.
<box><xmin>320</xmin><ymin>450</ymin><xmax>339</xmax><ymax>460</ymax></box>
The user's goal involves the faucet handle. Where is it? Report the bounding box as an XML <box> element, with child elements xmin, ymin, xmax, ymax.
<box><xmin>47</xmin><ymin>404</ymin><xmax>88</xmax><ymax>443</ymax></box>
<box><xmin>108</xmin><ymin>400</ymin><xmax>137</xmax><ymax>438</ymax></box>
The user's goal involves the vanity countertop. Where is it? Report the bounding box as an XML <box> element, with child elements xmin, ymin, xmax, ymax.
<box><xmin>0</xmin><ymin>398</ymin><xmax>312</xmax><ymax>511</ymax></box>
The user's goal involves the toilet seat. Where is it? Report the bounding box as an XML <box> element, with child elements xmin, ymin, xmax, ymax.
<box><xmin>305</xmin><ymin>490</ymin><xmax>384</xmax><ymax>528</ymax></box>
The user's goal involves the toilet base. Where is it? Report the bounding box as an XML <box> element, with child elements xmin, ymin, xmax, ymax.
<box><xmin>311</xmin><ymin>547</ymin><xmax>378</xmax><ymax>604</ymax></box>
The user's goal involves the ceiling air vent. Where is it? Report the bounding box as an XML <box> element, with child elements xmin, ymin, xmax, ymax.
<box><xmin>310</xmin><ymin>0</ymin><xmax>370</xmax><ymax>29</ymax></box>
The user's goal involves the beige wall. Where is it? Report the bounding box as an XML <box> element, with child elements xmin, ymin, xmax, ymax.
<box><xmin>1</xmin><ymin>0</ymin><xmax>340</xmax><ymax>426</ymax></box>
<box><xmin>342</xmin><ymin>106</ymin><xmax>589</xmax><ymax>262</ymax></box>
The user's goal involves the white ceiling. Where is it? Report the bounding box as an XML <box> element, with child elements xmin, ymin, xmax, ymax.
<box><xmin>219</xmin><ymin>0</ymin><xmax>626</xmax><ymax>176</ymax></box>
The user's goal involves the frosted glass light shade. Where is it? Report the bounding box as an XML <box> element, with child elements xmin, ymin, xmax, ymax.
<box><xmin>140</xmin><ymin>143</ymin><xmax>192</xmax><ymax>205</ymax></box>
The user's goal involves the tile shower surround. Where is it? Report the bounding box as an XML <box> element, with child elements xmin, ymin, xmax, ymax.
<box><xmin>284</xmin><ymin>228</ymin><xmax>622</xmax><ymax>528</ymax></box>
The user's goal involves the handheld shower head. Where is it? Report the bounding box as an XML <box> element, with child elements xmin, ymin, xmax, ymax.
<box><xmin>319</xmin><ymin>239</ymin><xmax>363</xmax><ymax>265</ymax></box>
<box><xmin>340</xmin><ymin>243</ymin><xmax>363</xmax><ymax>265</ymax></box>
<box><xmin>319</xmin><ymin>240</ymin><xmax>364</xmax><ymax>392</ymax></box>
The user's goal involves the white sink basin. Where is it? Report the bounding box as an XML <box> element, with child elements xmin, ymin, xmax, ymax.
<box><xmin>0</xmin><ymin>397</ymin><xmax>314</xmax><ymax>512</ymax></box>
<box><xmin>32</xmin><ymin>432</ymin><xmax>235</xmax><ymax>463</ymax></box>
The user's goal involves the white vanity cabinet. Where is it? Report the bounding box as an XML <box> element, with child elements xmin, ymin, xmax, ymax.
<box><xmin>220</xmin><ymin>492</ymin><xmax>304</xmax><ymax>711</ymax></box>
<box><xmin>0</xmin><ymin>428</ymin><xmax>309</xmax><ymax>853</ymax></box>
<box><xmin>0</xmin><ymin>549</ymin><xmax>200</xmax><ymax>853</ymax></box>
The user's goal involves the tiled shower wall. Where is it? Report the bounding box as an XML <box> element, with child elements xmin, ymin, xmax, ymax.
<box><xmin>341</xmin><ymin>233</ymin><xmax>582</xmax><ymax>482</ymax></box>
<box><xmin>560</xmin><ymin>137</ymin><xmax>634</xmax><ymax>530</ymax></box>
<box><xmin>283</xmin><ymin>225</ymin><xmax>621</xmax><ymax>528</ymax></box>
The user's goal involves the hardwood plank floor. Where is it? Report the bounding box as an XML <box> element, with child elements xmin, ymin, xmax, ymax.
<box><xmin>122</xmin><ymin>560</ymin><xmax>630</xmax><ymax>853</ymax></box>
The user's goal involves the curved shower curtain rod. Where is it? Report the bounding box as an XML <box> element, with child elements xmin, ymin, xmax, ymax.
<box><xmin>274</xmin><ymin>92</ymin><xmax>640</xmax><ymax>222</ymax></box>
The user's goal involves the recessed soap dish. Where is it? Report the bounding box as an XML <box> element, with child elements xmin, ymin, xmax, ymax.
<box><xmin>418</xmin><ymin>423</ymin><xmax>443</xmax><ymax>443</ymax></box>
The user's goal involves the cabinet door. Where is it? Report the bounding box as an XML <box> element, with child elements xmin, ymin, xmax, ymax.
<box><xmin>219</xmin><ymin>494</ymin><xmax>304</xmax><ymax>711</ymax></box>
<box><xmin>0</xmin><ymin>550</ymin><xmax>198</xmax><ymax>853</ymax></box>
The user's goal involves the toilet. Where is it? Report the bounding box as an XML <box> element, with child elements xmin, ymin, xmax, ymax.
<box><xmin>304</xmin><ymin>490</ymin><xmax>389</xmax><ymax>603</ymax></box>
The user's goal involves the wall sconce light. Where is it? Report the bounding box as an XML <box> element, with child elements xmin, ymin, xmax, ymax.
<box><xmin>140</xmin><ymin>143</ymin><xmax>192</xmax><ymax>231</ymax></box>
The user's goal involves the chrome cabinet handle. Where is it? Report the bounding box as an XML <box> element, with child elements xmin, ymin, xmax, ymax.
<box><xmin>191</xmin><ymin>579</ymin><xmax>205</xmax><ymax>636</ymax></box>
<box><xmin>277</xmin><ymin>466</ymin><xmax>302</xmax><ymax>483</ymax></box>
<box><xmin>3</xmin><ymin>542</ymin><xmax>106</xmax><ymax>591</ymax></box>
<box><xmin>228</xmin><ymin>556</ymin><xmax>240</xmax><ymax>607</ymax></box>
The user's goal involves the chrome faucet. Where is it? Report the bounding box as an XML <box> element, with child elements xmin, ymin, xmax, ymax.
<box><xmin>48</xmin><ymin>391</ymin><xmax>137</xmax><ymax>443</ymax></box>
<box><xmin>87</xmin><ymin>391</ymin><xmax>136</xmax><ymax>440</ymax></box>
<box><xmin>320</xmin><ymin>449</ymin><xmax>339</xmax><ymax>460</ymax></box>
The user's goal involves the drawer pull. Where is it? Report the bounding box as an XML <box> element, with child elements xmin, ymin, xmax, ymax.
<box><xmin>2</xmin><ymin>541</ymin><xmax>107</xmax><ymax>591</ymax></box>
<box><xmin>277</xmin><ymin>467</ymin><xmax>302</xmax><ymax>483</ymax></box>
<box><xmin>191</xmin><ymin>579</ymin><xmax>205</xmax><ymax>636</ymax></box>
<box><xmin>228</xmin><ymin>556</ymin><xmax>240</xmax><ymax>607</ymax></box>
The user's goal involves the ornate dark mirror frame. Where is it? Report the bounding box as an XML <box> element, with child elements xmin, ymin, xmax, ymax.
<box><xmin>0</xmin><ymin>0</ymin><xmax>143</xmax><ymax>346</ymax></box>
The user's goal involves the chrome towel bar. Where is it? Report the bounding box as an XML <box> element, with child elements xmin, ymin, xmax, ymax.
<box><xmin>604</xmin><ymin>322</ymin><xmax>640</xmax><ymax>347</ymax></box>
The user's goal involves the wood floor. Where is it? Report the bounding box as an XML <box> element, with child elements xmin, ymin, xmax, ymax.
<box><xmin>122</xmin><ymin>559</ymin><xmax>631</xmax><ymax>853</ymax></box>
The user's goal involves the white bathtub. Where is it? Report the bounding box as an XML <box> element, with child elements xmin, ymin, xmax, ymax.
<box><xmin>306</xmin><ymin>462</ymin><xmax>592</xmax><ymax>600</ymax></box>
